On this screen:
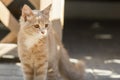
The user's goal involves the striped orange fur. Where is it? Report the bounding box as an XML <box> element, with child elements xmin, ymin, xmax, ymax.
<box><xmin>18</xmin><ymin>4</ymin><xmax>85</xmax><ymax>80</ymax></box>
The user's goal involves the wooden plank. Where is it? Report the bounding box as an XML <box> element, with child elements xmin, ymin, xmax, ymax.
<box><xmin>0</xmin><ymin>32</ymin><xmax>17</xmax><ymax>43</ymax></box>
<box><xmin>40</xmin><ymin>0</ymin><xmax>65</xmax><ymax>40</ymax></box>
<box><xmin>1</xmin><ymin>0</ymin><xmax>13</xmax><ymax>6</ymax></box>
<box><xmin>29</xmin><ymin>0</ymin><xmax>40</xmax><ymax>9</ymax></box>
<box><xmin>51</xmin><ymin>0</ymin><xmax>65</xmax><ymax>40</ymax></box>
<box><xmin>0</xmin><ymin>1</ymin><xmax>19</xmax><ymax>34</ymax></box>
<box><xmin>51</xmin><ymin>0</ymin><xmax>64</xmax><ymax>27</ymax></box>
<box><xmin>0</xmin><ymin>1</ymin><xmax>19</xmax><ymax>43</ymax></box>
<box><xmin>0</xmin><ymin>43</ymin><xmax>17</xmax><ymax>57</ymax></box>
<box><xmin>39</xmin><ymin>0</ymin><xmax>52</xmax><ymax>9</ymax></box>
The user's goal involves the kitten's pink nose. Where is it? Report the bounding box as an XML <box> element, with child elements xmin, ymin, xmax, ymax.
<box><xmin>41</xmin><ymin>31</ymin><xmax>45</xmax><ymax>34</ymax></box>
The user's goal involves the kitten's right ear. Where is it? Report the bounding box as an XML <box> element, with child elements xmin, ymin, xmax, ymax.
<box><xmin>41</xmin><ymin>4</ymin><xmax>52</xmax><ymax>19</ymax></box>
<box><xmin>21</xmin><ymin>4</ymin><xmax>34</xmax><ymax>21</ymax></box>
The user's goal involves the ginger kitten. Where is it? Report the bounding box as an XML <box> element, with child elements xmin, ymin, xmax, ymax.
<box><xmin>18</xmin><ymin>4</ymin><xmax>85</xmax><ymax>80</ymax></box>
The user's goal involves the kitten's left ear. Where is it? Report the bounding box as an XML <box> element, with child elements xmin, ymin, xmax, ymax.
<box><xmin>41</xmin><ymin>4</ymin><xmax>52</xmax><ymax>18</ymax></box>
<box><xmin>22</xmin><ymin>4</ymin><xmax>34</xmax><ymax>21</ymax></box>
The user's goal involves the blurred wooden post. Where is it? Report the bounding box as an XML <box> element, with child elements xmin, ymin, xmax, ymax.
<box><xmin>0</xmin><ymin>1</ymin><xmax>19</xmax><ymax>33</ymax></box>
<box><xmin>29</xmin><ymin>0</ymin><xmax>40</xmax><ymax>9</ymax></box>
<box><xmin>0</xmin><ymin>1</ymin><xmax>19</xmax><ymax>43</ymax></box>
<box><xmin>0</xmin><ymin>32</ymin><xmax>17</xmax><ymax>43</ymax></box>
<box><xmin>1</xmin><ymin>0</ymin><xmax>13</xmax><ymax>6</ymax></box>
<box><xmin>40</xmin><ymin>0</ymin><xmax>65</xmax><ymax>40</ymax></box>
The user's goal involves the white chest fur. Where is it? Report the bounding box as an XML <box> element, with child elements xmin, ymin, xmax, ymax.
<box><xmin>24</xmin><ymin>33</ymin><xmax>41</xmax><ymax>49</ymax></box>
<box><xmin>24</xmin><ymin>30</ymin><xmax>48</xmax><ymax>49</ymax></box>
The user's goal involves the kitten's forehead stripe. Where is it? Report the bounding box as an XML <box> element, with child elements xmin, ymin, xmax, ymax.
<box><xmin>32</xmin><ymin>10</ymin><xmax>41</xmax><ymax>15</ymax></box>
<box><xmin>36</xmin><ymin>16</ymin><xmax>41</xmax><ymax>23</ymax></box>
<box><xmin>32</xmin><ymin>10</ymin><xmax>41</xmax><ymax>24</ymax></box>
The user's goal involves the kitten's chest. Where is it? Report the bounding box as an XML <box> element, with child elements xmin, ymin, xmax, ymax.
<box><xmin>18</xmin><ymin>32</ymin><xmax>48</xmax><ymax>53</ymax></box>
<box><xmin>24</xmin><ymin>34</ymin><xmax>42</xmax><ymax>49</ymax></box>
<box><xmin>19</xmin><ymin>38</ymin><xmax>48</xmax><ymax>63</ymax></box>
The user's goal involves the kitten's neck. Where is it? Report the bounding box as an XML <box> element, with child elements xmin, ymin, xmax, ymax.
<box><xmin>18</xmin><ymin>31</ymin><xmax>48</xmax><ymax>50</ymax></box>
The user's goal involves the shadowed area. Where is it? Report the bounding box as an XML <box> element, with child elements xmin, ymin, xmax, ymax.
<box><xmin>63</xmin><ymin>19</ymin><xmax>120</xmax><ymax>80</ymax></box>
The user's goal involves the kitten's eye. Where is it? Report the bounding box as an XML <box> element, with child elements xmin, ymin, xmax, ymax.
<box><xmin>45</xmin><ymin>24</ymin><xmax>48</xmax><ymax>28</ymax></box>
<box><xmin>34</xmin><ymin>24</ymin><xmax>39</xmax><ymax>28</ymax></box>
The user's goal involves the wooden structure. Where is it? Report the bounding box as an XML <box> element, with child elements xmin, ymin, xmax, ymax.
<box><xmin>0</xmin><ymin>0</ymin><xmax>64</xmax><ymax>43</ymax></box>
<box><xmin>0</xmin><ymin>1</ymin><xmax>19</xmax><ymax>43</ymax></box>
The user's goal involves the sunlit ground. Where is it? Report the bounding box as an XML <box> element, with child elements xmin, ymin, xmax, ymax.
<box><xmin>63</xmin><ymin>20</ymin><xmax>120</xmax><ymax>80</ymax></box>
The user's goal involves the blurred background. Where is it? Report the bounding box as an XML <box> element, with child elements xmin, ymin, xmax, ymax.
<box><xmin>64</xmin><ymin>0</ymin><xmax>120</xmax><ymax>80</ymax></box>
<box><xmin>0</xmin><ymin>0</ymin><xmax>120</xmax><ymax>80</ymax></box>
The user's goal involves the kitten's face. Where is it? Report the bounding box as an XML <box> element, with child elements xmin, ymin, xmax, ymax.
<box><xmin>20</xmin><ymin>4</ymin><xmax>51</xmax><ymax>37</ymax></box>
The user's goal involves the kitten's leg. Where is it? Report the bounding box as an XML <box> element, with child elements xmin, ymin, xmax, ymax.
<box><xmin>35</xmin><ymin>60</ymin><xmax>48</xmax><ymax>80</ymax></box>
<box><xmin>22</xmin><ymin>63</ymin><xmax>34</xmax><ymax>80</ymax></box>
<box><xmin>47</xmin><ymin>63</ymin><xmax>64</xmax><ymax>80</ymax></box>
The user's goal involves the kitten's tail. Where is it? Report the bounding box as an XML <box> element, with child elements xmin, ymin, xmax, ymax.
<box><xmin>59</xmin><ymin>48</ymin><xmax>85</xmax><ymax>80</ymax></box>
<box><xmin>53</xmin><ymin>28</ymin><xmax>85</xmax><ymax>80</ymax></box>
